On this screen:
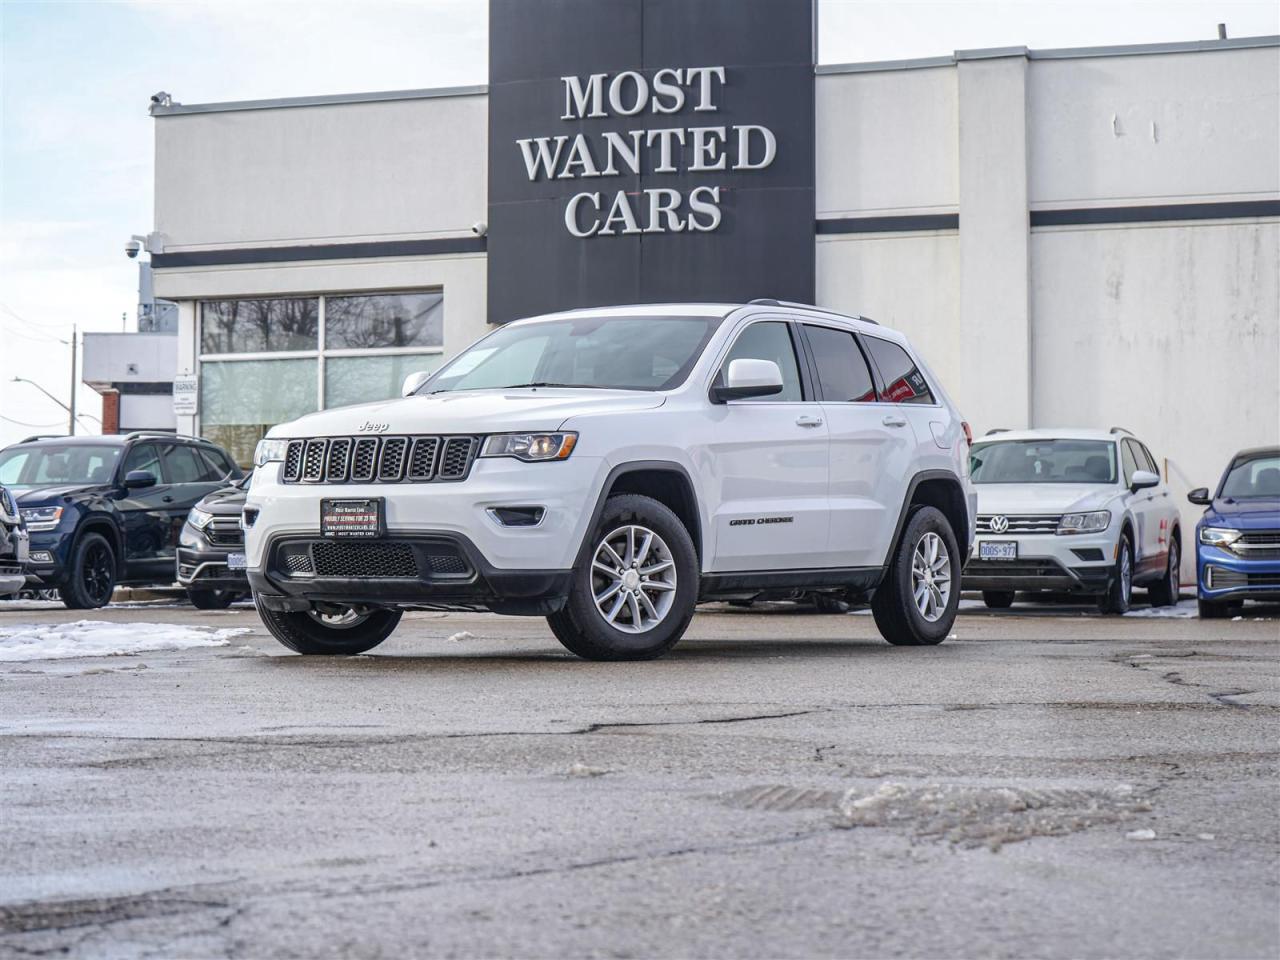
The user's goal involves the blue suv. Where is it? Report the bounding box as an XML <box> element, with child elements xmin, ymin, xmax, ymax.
<box><xmin>0</xmin><ymin>433</ymin><xmax>242</xmax><ymax>608</ymax></box>
<box><xmin>1188</xmin><ymin>446</ymin><xmax>1280</xmax><ymax>618</ymax></box>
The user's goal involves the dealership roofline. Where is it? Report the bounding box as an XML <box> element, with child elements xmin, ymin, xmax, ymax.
<box><xmin>150</xmin><ymin>34</ymin><xmax>1279</xmax><ymax>116</ymax></box>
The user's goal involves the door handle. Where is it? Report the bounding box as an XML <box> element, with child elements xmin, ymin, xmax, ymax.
<box><xmin>882</xmin><ymin>415</ymin><xmax>907</xmax><ymax>427</ymax></box>
<box><xmin>162</xmin><ymin>495</ymin><xmax>174</xmax><ymax>503</ymax></box>
<box><xmin>795</xmin><ymin>415</ymin><xmax>823</xmax><ymax>428</ymax></box>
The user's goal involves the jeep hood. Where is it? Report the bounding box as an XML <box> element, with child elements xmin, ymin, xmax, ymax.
<box><xmin>269</xmin><ymin>389</ymin><xmax>666</xmax><ymax>438</ymax></box>
<box><xmin>974</xmin><ymin>484</ymin><xmax>1118</xmax><ymax>515</ymax></box>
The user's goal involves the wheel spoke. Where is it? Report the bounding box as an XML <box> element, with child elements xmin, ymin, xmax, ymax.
<box><xmin>601</xmin><ymin>543</ymin><xmax>626</xmax><ymax>570</ymax></box>
<box><xmin>641</xmin><ymin>580</ymin><xmax>675</xmax><ymax>593</ymax></box>
<box><xmin>640</xmin><ymin>559</ymin><xmax>673</xmax><ymax>576</ymax></box>
<box><xmin>627</xmin><ymin>592</ymin><xmax>642</xmax><ymax>627</ymax></box>
<box><xmin>636</xmin><ymin>532</ymin><xmax>654</xmax><ymax>566</ymax></box>
<box><xmin>637</xmin><ymin>590</ymin><xmax>658</xmax><ymax>620</ymax></box>
<box><xmin>592</xmin><ymin>560</ymin><xmax>619</xmax><ymax>577</ymax></box>
<box><xmin>595</xmin><ymin>581</ymin><xmax>622</xmax><ymax>605</ymax></box>
<box><xmin>605</xmin><ymin>592</ymin><xmax>626</xmax><ymax>624</ymax></box>
<box><xmin>625</xmin><ymin>527</ymin><xmax>636</xmax><ymax>565</ymax></box>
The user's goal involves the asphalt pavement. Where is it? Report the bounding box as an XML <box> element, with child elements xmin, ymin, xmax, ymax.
<box><xmin>1</xmin><ymin>598</ymin><xmax>1277</xmax><ymax>959</ymax></box>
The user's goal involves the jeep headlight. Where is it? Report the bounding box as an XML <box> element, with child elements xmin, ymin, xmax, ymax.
<box><xmin>480</xmin><ymin>432</ymin><xmax>577</xmax><ymax>462</ymax></box>
<box><xmin>20</xmin><ymin>505</ymin><xmax>64</xmax><ymax>532</ymax></box>
<box><xmin>1199</xmin><ymin>526</ymin><xmax>1241</xmax><ymax>547</ymax></box>
<box><xmin>187</xmin><ymin>507</ymin><xmax>215</xmax><ymax>530</ymax></box>
<box><xmin>254</xmin><ymin>438</ymin><xmax>289</xmax><ymax>467</ymax></box>
<box><xmin>1057</xmin><ymin>510</ymin><xmax>1111</xmax><ymax>535</ymax></box>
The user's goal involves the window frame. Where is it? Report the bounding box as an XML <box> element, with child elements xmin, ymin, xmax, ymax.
<box><xmin>706</xmin><ymin>317</ymin><xmax>817</xmax><ymax>404</ymax></box>
<box><xmin>119</xmin><ymin>442</ymin><xmax>167</xmax><ymax>485</ymax></box>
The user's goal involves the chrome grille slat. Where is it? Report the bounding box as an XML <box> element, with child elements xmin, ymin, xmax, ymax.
<box><xmin>279</xmin><ymin>435</ymin><xmax>479</xmax><ymax>484</ymax></box>
<box><xmin>976</xmin><ymin>514</ymin><xmax>1062</xmax><ymax>534</ymax></box>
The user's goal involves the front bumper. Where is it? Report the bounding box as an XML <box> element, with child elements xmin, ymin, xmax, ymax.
<box><xmin>962</xmin><ymin>533</ymin><xmax>1115</xmax><ymax>594</ymax></box>
<box><xmin>248</xmin><ymin>531</ymin><xmax>571</xmax><ymax>615</ymax></box>
<box><xmin>176</xmin><ymin>546</ymin><xmax>249</xmax><ymax>591</ymax></box>
<box><xmin>1197</xmin><ymin>544</ymin><xmax>1280</xmax><ymax>601</ymax></box>
<box><xmin>1</xmin><ymin>524</ymin><xmax>29</xmax><ymax>596</ymax></box>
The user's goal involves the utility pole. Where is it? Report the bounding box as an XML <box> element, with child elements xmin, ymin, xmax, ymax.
<box><xmin>68</xmin><ymin>324</ymin><xmax>77</xmax><ymax>436</ymax></box>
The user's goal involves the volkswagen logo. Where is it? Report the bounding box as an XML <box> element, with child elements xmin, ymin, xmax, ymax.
<box><xmin>989</xmin><ymin>515</ymin><xmax>1009</xmax><ymax>534</ymax></box>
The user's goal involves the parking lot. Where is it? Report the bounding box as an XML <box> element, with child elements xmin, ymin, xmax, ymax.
<box><xmin>1</xmin><ymin>599</ymin><xmax>1278</xmax><ymax>959</ymax></box>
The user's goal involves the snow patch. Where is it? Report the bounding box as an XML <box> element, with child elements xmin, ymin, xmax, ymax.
<box><xmin>1123</xmin><ymin>600</ymin><xmax>1198</xmax><ymax>619</ymax></box>
<box><xmin>0</xmin><ymin>621</ymin><xmax>250</xmax><ymax>662</ymax></box>
<box><xmin>446</xmin><ymin>631</ymin><xmax>478</xmax><ymax>643</ymax></box>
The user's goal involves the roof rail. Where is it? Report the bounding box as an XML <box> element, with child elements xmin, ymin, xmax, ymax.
<box><xmin>123</xmin><ymin>430</ymin><xmax>205</xmax><ymax>443</ymax></box>
<box><xmin>984</xmin><ymin>428</ymin><xmax>1011</xmax><ymax>436</ymax></box>
<box><xmin>1109</xmin><ymin>426</ymin><xmax>1135</xmax><ymax>437</ymax></box>
<box><xmin>19</xmin><ymin>434</ymin><xmax>65</xmax><ymax>444</ymax></box>
<box><xmin>746</xmin><ymin>299</ymin><xmax>878</xmax><ymax>324</ymax></box>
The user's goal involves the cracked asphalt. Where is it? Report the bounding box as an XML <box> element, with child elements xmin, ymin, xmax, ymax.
<box><xmin>1</xmin><ymin>600</ymin><xmax>1278</xmax><ymax>959</ymax></box>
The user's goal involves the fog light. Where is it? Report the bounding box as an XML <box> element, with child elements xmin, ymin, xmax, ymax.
<box><xmin>30</xmin><ymin>551</ymin><xmax>52</xmax><ymax>563</ymax></box>
<box><xmin>488</xmin><ymin>506</ymin><xmax>545</xmax><ymax>527</ymax></box>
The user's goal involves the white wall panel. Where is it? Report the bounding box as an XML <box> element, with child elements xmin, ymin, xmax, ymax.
<box><xmin>816</xmin><ymin>68</ymin><xmax>958</xmax><ymax>217</ymax></box>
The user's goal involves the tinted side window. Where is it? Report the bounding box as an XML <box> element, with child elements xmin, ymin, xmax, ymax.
<box><xmin>1138</xmin><ymin>442</ymin><xmax>1159</xmax><ymax>475</ymax></box>
<box><xmin>1121</xmin><ymin>440</ymin><xmax>1141</xmax><ymax>484</ymax></box>
<box><xmin>198</xmin><ymin>447</ymin><xmax>239</xmax><ymax>481</ymax></box>
<box><xmin>121</xmin><ymin>443</ymin><xmax>164</xmax><ymax>483</ymax></box>
<box><xmin>163</xmin><ymin>445</ymin><xmax>211</xmax><ymax>484</ymax></box>
<box><xmin>864</xmin><ymin>337</ymin><xmax>934</xmax><ymax>404</ymax></box>
<box><xmin>720</xmin><ymin>322</ymin><xmax>803</xmax><ymax>402</ymax></box>
<box><xmin>803</xmin><ymin>325</ymin><xmax>876</xmax><ymax>402</ymax></box>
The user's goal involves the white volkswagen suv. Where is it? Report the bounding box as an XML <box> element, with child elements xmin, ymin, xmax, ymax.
<box><xmin>243</xmin><ymin>301</ymin><xmax>975</xmax><ymax>659</ymax></box>
<box><xmin>963</xmin><ymin>428</ymin><xmax>1182</xmax><ymax>613</ymax></box>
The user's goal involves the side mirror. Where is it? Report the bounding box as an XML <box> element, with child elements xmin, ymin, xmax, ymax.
<box><xmin>1130</xmin><ymin>469</ymin><xmax>1160</xmax><ymax>492</ymax></box>
<box><xmin>1187</xmin><ymin>486</ymin><xmax>1212</xmax><ymax>505</ymax></box>
<box><xmin>124</xmin><ymin>470</ymin><xmax>157</xmax><ymax>490</ymax></box>
<box><xmin>401</xmin><ymin>370</ymin><xmax>431</xmax><ymax>397</ymax></box>
<box><xmin>712</xmin><ymin>359</ymin><xmax>784</xmax><ymax>403</ymax></box>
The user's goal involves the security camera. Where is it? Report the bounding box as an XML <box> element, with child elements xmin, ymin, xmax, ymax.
<box><xmin>125</xmin><ymin>239</ymin><xmax>142</xmax><ymax>259</ymax></box>
<box><xmin>150</xmin><ymin>91</ymin><xmax>173</xmax><ymax>107</ymax></box>
<box><xmin>471</xmin><ymin>221</ymin><xmax>488</xmax><ymax>237</ymax></box>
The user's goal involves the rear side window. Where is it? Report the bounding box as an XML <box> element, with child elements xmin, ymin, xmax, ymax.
<box><xmin>803</xmin><ymin>325</ymin><xmax>876</xmax><ymax>402</ymax></box>
<box><xmin>197</xmin><ymin>447</ymin><xmax>240</xmax><ymax>481</ymax></box>
<box><xmin>162</xmin><ymin>445</ymin><xmax>211</xmax><ymax>484</ymax></box>
<box><xmin>863</xmin><ymin>337</ymin><xmax>934</xmax><ymax>405</ymax></box>
<box><xmin>719</xmin><ymin>321</ymin><xmax>803</xmax><ymax>402</ymax></box>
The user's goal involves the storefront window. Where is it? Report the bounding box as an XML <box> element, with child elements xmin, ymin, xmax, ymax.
<box><xmin>325</xmin><ymin>292</ymin><xmax>443</xmax><ymax>349</ymax></box>
<box><xmin>200</xmin><ymin>358</ymin><xmax>318</xmax><ymax>466</ymax></box>
<box><xmin>201</xmin><ymin>298</ymin><xmax>319</xmax><ymax>354</ymax></box>
<box><xmin>325</xmin><ymin>353</ymin><xmax>444</xmax><ymax>409</ymax></box>
<box><xmin>197</xmin><ymin>290</ymin><xmax>444</xmax><ymax>465</ymax></box>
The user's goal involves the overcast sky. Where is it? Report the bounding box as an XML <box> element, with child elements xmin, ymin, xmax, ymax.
<box><xmin>1</xmin><ymin>0</ymin><xmax>1277</xmax><ymax>447</ymax></box>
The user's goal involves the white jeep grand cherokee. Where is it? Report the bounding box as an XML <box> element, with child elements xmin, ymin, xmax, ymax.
<box><xmin>244</xmin><ymin>301</ymin><xmax>975</xmax><ymax>660</ymax></box>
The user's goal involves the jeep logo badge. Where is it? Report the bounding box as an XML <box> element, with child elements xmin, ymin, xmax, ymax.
<box><xmin>990</xmin><ymin>515</ymin><xmax>1009</xmax><ymax>534</ymax></box>
<box><xmin>357</xmin><ymin>422</ymin><xmax>390</xmax><ymax>434</ymax></box>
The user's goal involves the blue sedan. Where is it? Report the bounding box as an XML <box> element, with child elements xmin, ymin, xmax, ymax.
<box><xmin>1188</xmin><ymin>446</ymin><xmax>1280</xmax><ymax>618</ymax></box>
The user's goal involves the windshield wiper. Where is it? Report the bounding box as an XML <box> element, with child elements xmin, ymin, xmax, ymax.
<box><xmin>499</xmin><ymin>382</ymin><xmax>604</xmax><ymax>390</ymax></box>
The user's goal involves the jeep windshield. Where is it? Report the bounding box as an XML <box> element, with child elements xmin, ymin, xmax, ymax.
<box><xmin>420</xmin><ymin>315</ymin><xmax>720</xmax><ymax>394</ymax></box>
<box><xmin>0</xmin><ymin>444</ymin><xmax>122</xmax><ymax>490</ymax></box>
<box><xmin>970</xmin><ymin>439</ymin><xmax>1117</xmax><ymax>484</ymax></box>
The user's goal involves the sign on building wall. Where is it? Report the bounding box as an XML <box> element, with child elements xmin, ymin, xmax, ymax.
<box><xmin>487</xmin><ymin>0</ymin><xmax>816</xmax><ymax>324</ymax></box>
<box><xmin>172</xmin><ymin>373</ymin><xmax>198</xmax><ymax>416</ymax></box>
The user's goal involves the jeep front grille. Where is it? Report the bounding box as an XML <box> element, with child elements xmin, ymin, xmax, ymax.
<box><xmin>976</xmin><ymin>514</ymin><xmax>1063</xmax><ymax>534</ymax></box>
<box><xmin>281</xmin><ymin>435</ymin><xmax>478</xmax><ymax>484</ymax></box>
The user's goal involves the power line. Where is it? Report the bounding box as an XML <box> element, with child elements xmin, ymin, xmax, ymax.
<box><xmin>0</xmin><ymin>301</ymin><xmax>73</xmax><ymax>335</ymax></box>
<box><xmin>0</xmin><ymin>414</ymin><xmax>65</xmax><ymax>428</ymax></box>
<box><xmin>0</xmin><ymin>322</ymin><xmax>66</xmax><ymax>345</ymax></box>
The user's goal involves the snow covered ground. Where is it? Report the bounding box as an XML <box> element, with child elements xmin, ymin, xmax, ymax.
<box><xmin>0</xmin><ymin>621</ymin><xmax>251</xmax><ymax>662</ymax></box>
<box><xmin>1124</xmin><ymin>599</ymin><xmax>1199</xmax><ymax>619</ymax></box>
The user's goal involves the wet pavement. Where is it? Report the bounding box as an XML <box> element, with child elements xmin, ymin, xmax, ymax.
<box><xmin>1</xmin><ymin>599</ymin><xmax>1278</xmax><ymax>958</ymax></box>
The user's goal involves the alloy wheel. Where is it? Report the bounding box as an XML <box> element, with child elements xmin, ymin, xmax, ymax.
<box><xmin>911</xmin><ymin>531</ymin><xmax>951</xmax><ymax>623</ymax></box>
<box><xmin>1120</xmin><ymin>542</ymin><xmax>1132</xmax><ymax>600</ymax></box>
<box><xmin>83</xmin><ymin>542</ymin><xmax>114</xmax><ymax>606</ymax></box>
<box><xmin>591</xmin><ymin>524</ymin><xmax>678</xmax><ymax>634</ymax></box>
<box><xmin>307</xmin><ymin>607</ymin><xmax>371</xmax><ymax>629</ymax></box>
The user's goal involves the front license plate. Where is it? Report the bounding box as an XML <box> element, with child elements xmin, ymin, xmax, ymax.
<box><xmin>226</xmin><ymin>552</ymin><xmax>247</xmax><ymax>571</ymax></box>
<box><xmin>979</xmin><ymin>540</ymin><xmax>1018</xmax><ymax>561</ymax></box>
<box><xmin>321</xmin><ymin>498</ymin><xmax>385</xmax><ymax>538</ymax></box>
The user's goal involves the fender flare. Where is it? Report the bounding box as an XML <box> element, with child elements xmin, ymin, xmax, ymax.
<box><xmin>883</xmin><ymin>469</ymin><xmax>971</xmax><ymax>572</ymax></box>
<box><xmin>73</xmin><ymin>509</ymin><xmax>126</xmax><ymax>575</ymax></box>
<box><xmin>571</xmin><ymin>460</ymin><xmax>704</xmax><ymax>571</ymax></box>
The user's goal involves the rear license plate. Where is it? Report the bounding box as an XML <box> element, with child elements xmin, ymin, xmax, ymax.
<box><xmin>226</xmin><ymin>552</ymin><xmax>247</xmax><ymax>571</ymax></box>
<box><xmin>979</xmin><ymin>540</ymin><xmax>1018</xmax><ymax>561</ymax></box>
<box><xmin>321</xmin><ymin>498</ymin><xmax>385</xmax><ymax>538</ymax></box>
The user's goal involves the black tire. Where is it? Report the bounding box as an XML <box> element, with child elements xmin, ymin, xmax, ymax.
<box><xmin>1198</xmin><ymin>597</ymin><xmax>1241</xmax><ymax>619</ymax></box>
<box><xmin>57</xmin><ymin>532</ymin><xmax>116</xmax><ymax>609</ymax></box>
<box><xmin>1097</xmin><ymin>535</ymin><xmax>1134</xmax><ymax>615</ymax></box>
<box><xmin>254</xmin><ymin>596</ymin><xmax>402</xmax><ymax>655</ymax></box>
<box><xmin>871</xmin><ymin>506</ymin><xmax>961</xmax><ymax>646</ymax></box>
<box><xmin>983</xmin><ymin>590</ymin><xmax>1016</xmax><ymax>609</ymax></box>
<box><xmin>547</xmin><ymin>494</ymin><xmax>698</xmax><ymax>661</ymax></box>
<box><xmin>1148</xmin><ymin>535</ymin><xmax>1181</xmax><ymax>607</ymax></box>
<box><xmin>188</xmin><ymin>588</ymin><xmax>236</xmax><ymax>610</ymax></box>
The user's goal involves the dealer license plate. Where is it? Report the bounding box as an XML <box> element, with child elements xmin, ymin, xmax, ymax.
<box><xmin>979</xmin><ymin>540</ymin><xmax>1018</xmax><ymax>561</ymax></box>
<box><xmin>321</xmin><ymin>498</ymin><xmax>385</xmax><ymax>538</ymax></box>
<box><xmin>226</xmin><ymin>552</ymin><xmax>247</xmax><ymax>571</ymax></box>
